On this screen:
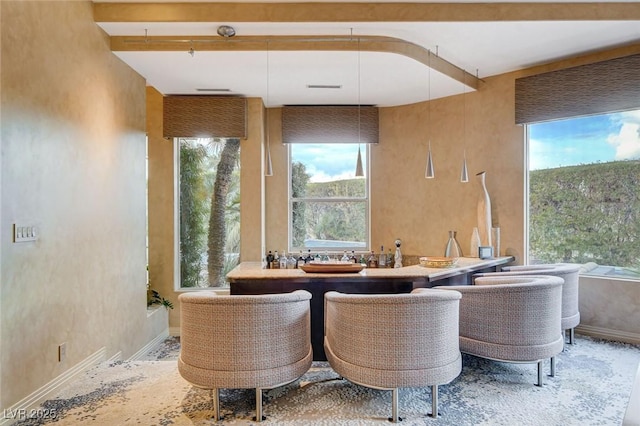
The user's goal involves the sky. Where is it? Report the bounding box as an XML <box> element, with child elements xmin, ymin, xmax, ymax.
<box><xmin>529</xmin><ymin>109</ymin><xmax>640</xmax><ymax>170</ymax></box>
<box><xmin>290</xmin><ymin>109</ymin><xmax>640</xmax><ymax>181</ymax></box>
<box><xmin>291</xmin><ymin>143</ymin><xmax>366</xmax><ymax>183</ymax></box>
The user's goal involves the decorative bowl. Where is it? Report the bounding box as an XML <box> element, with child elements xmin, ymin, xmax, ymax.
<box><xmin>419</xmin><ymin>256</ymin><xmax>457</xmax><ymax>268</ymax></box>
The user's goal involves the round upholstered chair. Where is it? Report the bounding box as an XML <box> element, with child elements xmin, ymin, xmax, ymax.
<box><xmin>476</xmin><ymin>263</ymin><xmax>581</xmax><ymax>344</ymax></box>
<box><xmin>437</xmin><ymin>275</ymin><xmax>564</xmax><ymax>386</ymax></box>
<box><xmin>178</xmin><ymin>290</ymin><xmax>312</xmax><ymax>422</ymax></box>
<box><xmin>324</xmin><ymin>288</ymin><xmax>462</xmax><ymax>422</ymax></box>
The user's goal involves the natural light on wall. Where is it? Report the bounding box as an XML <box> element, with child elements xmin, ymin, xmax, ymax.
<box><xmin>527</xmin><ymin>109</ymin><xmax>640</xmax><ymax>280</ymax></box>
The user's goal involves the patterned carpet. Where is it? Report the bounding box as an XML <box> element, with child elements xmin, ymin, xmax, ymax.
<box><xmin>12</xmin><ymin>335</ymin><xmax>640</xmax><ymax>425</ymax></box>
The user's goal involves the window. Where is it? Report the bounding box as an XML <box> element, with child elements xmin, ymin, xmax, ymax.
<box><xmin>176</xmin><ymin>138</ymin><xmax>240</xmax><ymax>288</ymax></box>
<box><xmin>527</xmin><ymin>110</ymin><xmax>640</xmax><ymax>279</ymax></box>
<box><xmin>289</xmin><ymin>143</ymin><xmax>369</xmax><ymax>252</ymax></box>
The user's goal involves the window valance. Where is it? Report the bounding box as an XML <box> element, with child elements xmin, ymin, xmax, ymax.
<box><xmin>282</xmin><ymin>105</ymin><xmax>378</xmax><ymax>144</ymax></box>
<box><xmin>163</xmin><ymin>96</ymin><xmax>247</xmax><ymax>139</ymax></box>
<box><xmin>515</xmin><ymin>54</ymin><xmax>640</xmax><ymax>125</ymax></box>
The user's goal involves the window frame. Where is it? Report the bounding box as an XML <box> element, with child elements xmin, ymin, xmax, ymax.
<box><xmin>173</xmin><ymin>137</ymin><xmax>241</xmax><ymax>291</ymax></box>
<box><xmin>287</xmin><ymin>143</ymin><xmax>371</xmax><ymax>254</ymax></box>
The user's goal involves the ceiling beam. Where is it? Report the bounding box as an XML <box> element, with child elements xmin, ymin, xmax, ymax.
<box><xmin>110</xmin><ymin>35</ymin><xmax>481</xmax><ymax>89</ymax></box>
<box><xmin>94</xmin><ymin>2</ymin><xmax>640</xmax><ymax>23</ymax></box>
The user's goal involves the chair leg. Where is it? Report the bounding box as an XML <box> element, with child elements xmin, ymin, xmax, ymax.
<box><xmin>212</xmin><ymin>388</ymin><xmax>220</xmax><ymax>421</ymax></box>
<box><xmin>388</xmin><ymin>388</ymin><xmax>400</xmax><ymax>423</ymax></box>
<box><xmin>550</xmin><ymin>356</ymin><xmax>556</xmax><ymax>377</ymax></box>
<box><xmin>569</xmin><ymin>328</ymin><xmax>575</xmax><ymax>345</ymax></box>
<box><xmin>536</xmin><ymin>361</ymin><xmax>544</xmax><ymax>387</ymax></box>
<box><xmin>430</xmin><ymin>385</ymin><xmax>438</xmax><ymax>418</ymax></box>
<box><xmin>254</xmin><ymin>388</ymin><xmax>265</xmax><ymax>422</ymax></box>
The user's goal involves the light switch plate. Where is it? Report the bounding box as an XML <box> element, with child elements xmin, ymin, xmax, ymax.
<box><xmin>13</xmin><ymin>224</ymin><xmax>38</xmax><ymax>243</ymax></box>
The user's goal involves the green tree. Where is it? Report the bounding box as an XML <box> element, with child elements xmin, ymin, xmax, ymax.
<box><xmin>179</xmin><ymin>140</ymin><xmax>209</xmax><ymax>287</ymax></box>
<box><xmin>530</xmin><ymin>160</ymin><xmax>640</xmax><ymax>272</ymax></box>
<box><xmin>291</xmin><ymin>161</ymin><xmax>310</xmax><ymax>247</ymax></box>
<box><xmin>207</xmin><ymin>138</ymin><xmax>241</xmax><ymax>286</ymax></box>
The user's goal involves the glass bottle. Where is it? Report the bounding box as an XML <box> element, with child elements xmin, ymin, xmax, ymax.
<box><xmin>297</xmin><ymin>251</ymin><xmax>305</xmax><ymax>268</ymax></box>
<box><xmin>341</xmin><ymin>251</ymin><xmax>350</xmax><ymax>262</ymax></box>
<box><xmin>367</xmin><ymin>251</ymin><xmax>378</xmax><ymax>268</ymax></box>
<box><xmin>266</xmin><ymin>250</ymin><xmax>274</xmax><ymax>269</ymax></box>
<box><xmin>272</xmin><ymin>250</ymin><xmax>280</xmax><ymax>269</ymax></box>
<box><xmin>279</xmin><ymin>251</ymin><xmax>288</xmax><ymax>269</ymax></box>
<box><xmin>445</xmin><ymin>230</ymin><xmax>463</xmax><ymax>261</ymax></box>
<box><xmin>305</xmin><ymin>249</ymin><xmax>313</xmax><ymax>264</ymax></box>
<box><xmin>287</xmin><ymin>253</ymin><xmax>297</xmax><ymax>269</ymax></box>
<box><xmin>350</xmin><ymin>250</ymin><xmax>358</xmax><ymax>263</ymax></box>
<box><xmin>378</xmin><ymin>245</ymin><xmax>386</xmax><ymax>268</ymax></box>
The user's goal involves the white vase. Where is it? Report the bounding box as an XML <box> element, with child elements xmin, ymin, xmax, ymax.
<box><xmin>476</xmin><ymin>171</ymin><xmax>493</xmax><ymax>247</ymax></box>
<box><xmin>470</xmin><ymin>227</ymin><xmax>481</xmax><ymax>258</ymax></box>
<box><xmin>492</xmin><ymin>227</ymin><xmax>501</xmax><ymax>257</ymax></box>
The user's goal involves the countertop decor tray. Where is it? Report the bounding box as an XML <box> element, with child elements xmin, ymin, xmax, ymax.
<box><xmin>299</xmin><ymin>262</ymin><xmax>364</xmax><ymax>273</ymax></box>
<box><xmin>419</xmin><ymin>256</ymin><xmax>457</xmax><ymax>268</ymax></box>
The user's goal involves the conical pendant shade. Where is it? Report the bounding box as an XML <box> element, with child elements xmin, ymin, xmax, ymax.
<box><xmin>355</xmin><ymin>145</ymin><xmax>364</xmax><ymax>177</ymax></box>
<box><xmin>265</xmin><ymin>140</ymin><xmax>273</xmax><ymax>177</ymax></box>
<box><xmin>460</xmin><ymin>154</ymin><xmax>469</xmax><ymax>183</ymax></box>
<box><xmin>425</xmin><ymin>141</ymin><xmax>435</xmax><ymax>179</ymax></box>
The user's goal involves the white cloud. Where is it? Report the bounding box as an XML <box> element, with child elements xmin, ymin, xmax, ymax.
<box><xmin>607</xmin><ymin>110</ymin><xmax>640</xmax><ymax>160</ymax></box>
<box><xmin>310</xmin><ymin>170</ymin><xmax>357</xmax><ymax>183</ymax></box>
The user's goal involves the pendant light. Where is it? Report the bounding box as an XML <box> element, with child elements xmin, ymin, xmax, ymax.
<box><xmin>460</xmin><ymin>70</ymin><xmax>469</xmax><ymax>183</ymax></box>
<box><xmin>265</xmin><ymin>42</ymin><xmax>273</xmax><ymax>177</ymax></box>
<box><xmin>355</xmin><ymin>146</ymin><xmax>364</xmax><ymax>177</ymax></box>
<box><xmin>354</xmin><ymin>33</ymin><xmax>364</xmax><ymax>177</ymax></box>
<box><xmin>425</xmin><ymin>49</ymin><xmax>435</xmax><ymax>179</ymax></box>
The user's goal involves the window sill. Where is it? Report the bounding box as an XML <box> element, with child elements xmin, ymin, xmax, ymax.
<box><xmin>579</xmin><ymin>262</ymin><xmax>640</xmax><ymax>281</ymax></box>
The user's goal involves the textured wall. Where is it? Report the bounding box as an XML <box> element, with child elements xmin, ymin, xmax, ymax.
<box><xmin>0</xmin><ymin>1</ymin><xmax>164</xmax><ymax>408</ymax></box>
<box><xmin>264</xmin><ymin>74</ymin><xmax>526</xmax><ymax>261</ymax></box>
<box><xmin>579</xmin><ymin>276</ymin><xmax>640</xmax><ymax>343</ymax></box>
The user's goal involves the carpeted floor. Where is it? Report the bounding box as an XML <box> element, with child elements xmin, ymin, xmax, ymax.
<box><xmin>12</xmin><ymin>335</ymin><xmax>640</xmax><ymax>425</ymax></box>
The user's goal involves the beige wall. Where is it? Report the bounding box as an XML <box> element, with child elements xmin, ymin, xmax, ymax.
<box><xmin>262</xmin><ymin>73</ymin><xmax>526</xmax><ymax>261</ymax></box>
<box><xmin>579</xmin><ymin>276</ymin><xmax>640</xmax><ymax>344</ymax></box>
<box><xmin>1</xmin><ymin>1</ymin><xmax>166</xmax><ymax>409</ymax></box>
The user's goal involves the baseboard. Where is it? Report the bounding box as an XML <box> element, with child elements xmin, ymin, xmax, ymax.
<box><xmin>128</xmin><ymin>328</ymin><xmax>170</xmax><ymax>361</ymax></box>
<box><xmin>169</xmin><ymin>327</ymin><xmax>181</xmax><ymax>337</ymax></box>
<box><xmin>0</xmin><ymin>347</ymin><xmax>107</xmax><ymax>425</ymax></box>
<box><xmin>576</xmin><ymin>324</ymin><xmax>640</xmax><ymax>345</ymax></box>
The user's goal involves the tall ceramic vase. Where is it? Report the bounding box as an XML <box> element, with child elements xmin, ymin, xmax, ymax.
<box><xmin>476</xmin><ymin>171</ymin><xmax>493</xmax><ymax>247</ymax></box>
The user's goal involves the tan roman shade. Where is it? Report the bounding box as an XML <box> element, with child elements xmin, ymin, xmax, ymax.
<box><xmin>515</xmin><ymin>54</ymin><xmax>640</xmax><ymax>125</ymax></box>
<box><xmin>282</xmin><ymin>106</ymin><xmax>378</xmax><ymax>144</ymax></box>
<box><xmin>163</xmin><ymin>96</ymin><xmax>247</xmax><ymax>138</ymax></box>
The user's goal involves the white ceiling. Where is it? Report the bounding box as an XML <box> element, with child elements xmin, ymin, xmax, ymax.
<box><xmin>95</xmin><ymin>1</ymin><xmax>640</xmax><ymax>107</ymax></box>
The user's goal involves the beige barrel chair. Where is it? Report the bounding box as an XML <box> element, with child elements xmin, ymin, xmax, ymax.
<box><xmin>178</xmin><ymin>290</ymin><xmax>312</xmax><ymax>422</ymax></box>
<box><xmin>437</xmin><ymin>275</ymin><xmax>564</xmax><ymax>386</ymax></box>
<box><xmin>477</xmin><ymin>263</ymin><xmax>580</xmax><ymax>344</ymax></box>
<box><xmin>324</xmin><ymin>288</ymin><xmax>462</xmax><ymax>422</ymax></box>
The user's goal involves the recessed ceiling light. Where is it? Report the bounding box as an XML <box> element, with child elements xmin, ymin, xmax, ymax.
<box><xmin>306</xmin><ymin>85</ymin><xmax>342</xmax><ymax>89</ymax></box>
<box><xmin>196</xmin><ymin>88</ymin><xmax>232</xmax><ymax>92</ymax></box>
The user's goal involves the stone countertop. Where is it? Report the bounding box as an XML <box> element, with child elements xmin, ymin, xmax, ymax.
<box><xmin>226</xmin><ymin>256</ymin><xmax>514</xmax><ymax>282</ymax></box>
